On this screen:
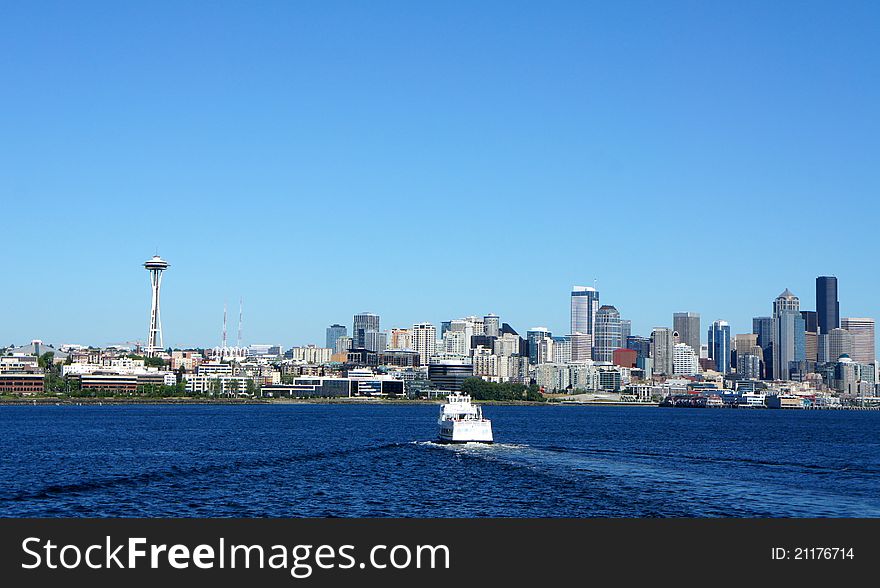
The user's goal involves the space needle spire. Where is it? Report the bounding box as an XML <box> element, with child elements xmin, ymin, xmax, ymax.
<box><xmin>143</xmin><ymin>255</ymin><xmax>169</xmax><ymax>357</ymax></box>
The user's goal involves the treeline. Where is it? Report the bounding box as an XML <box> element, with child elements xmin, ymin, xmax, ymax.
<box><xmin>460</xmin><ymin>378</ymin><xmax>545</xmax><ymax>402</ymax></box>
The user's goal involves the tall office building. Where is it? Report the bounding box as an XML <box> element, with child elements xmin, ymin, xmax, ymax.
<box><xmin>773</xmin><ymin>288</ymin><xmax>800</xmax><ymax>316</ymax></box>
<box><xmin>527</xmin><ymin>327</ymin><xmax>552</xmax><ymax>365</ymax></box>
<box><xmin>326</xmin><ymin>324</ymin><xmax>347</xmax><ymax>350</ymax></box>
<box><xmin>483</xmin><ymin>314</ymin><xmax>500</xmax><ymax>338</ymax></box>
<box><xmin>412</xmin><ymin>322</ymin><xmax>437</xmax><ymax>365</ymax></box>
<box><xmin>707</xmin><ymin>320</ymin><xmax>731</xmax><ymax>374</ymax></box>
<box><xmin>673</xmin><ymin>312</ymin><xmax>701</xmax><ymax>359</ymax></box>
<box><xmin>774</xmin><ymin>310</ymin><xmax>806</xmax><ymax>380</ymax></box>
<box><xmin>620</xmin><ymin>320</ymin><xmax>632</xmax><ymax>344</ymax></box>
<box><xmin>827</xmin><ymin>327</ymin><xmax>854</xmax><ymax>362</ymax></box>
<box><xmin>626</xmin><ymin>335</ymin><xmax>651</xmax><ymax>360</ymax></box>
<box><xmin>841</xmin><ymin>318</ymin><xmax>876</xmax><ymax>365</ymax></box>
<box><xmin>353</xmin><ymin>313</ymin><xmax>380</xmax><ymax>348</ymax></box>
<box><xmin>568</xmin><ymin>332</ymin><xmax>592</xmax><ymax>362</ymax></box>
<box><xmin>335</xmin><ymin>335</ymin><xmax>353</xmax><ymax>355</ymax></box>
<box><xmin>364</xmin><ymin>330</ymin><xmax>387</xmax><ymax>353</ymax></box>
<box><xmin>753</xmin><ymin>316</ymin><xmax>774</xmax><ymax>379</ymax></box>
<box><xmin>801</xmin><ymin>311</ymin><xmax>818</xmax><ymax>362</ymax></box>
<box><xmin>816</xmin><ymin>276</ymin><xmax>839</xmax><ymax>335</ymax></box>
<box><xmin>571</xmin><ymin>286</ymin><xmax>600</xmax><ymax>336</ymax></box>
<box><xmin>593</xmin><ymin>305</ymin><xmax>622</xmax><ymax>362</ymax></box>
<box><xmin>651</xmin><ymin>327</ymin><xmax>675</xmax><ymax>376</ymax></box>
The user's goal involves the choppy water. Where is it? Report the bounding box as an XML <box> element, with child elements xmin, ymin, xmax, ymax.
<box><xmin>1</xmin><ymin>404</ymin><xmax>878</xmax><ymax>517</ymax></box>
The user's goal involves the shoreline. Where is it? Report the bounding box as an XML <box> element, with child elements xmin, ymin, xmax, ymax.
<box><xmin>0</xmin><ymin>396</ymin><xmax>659</xmax><ymax>407</ymax></box>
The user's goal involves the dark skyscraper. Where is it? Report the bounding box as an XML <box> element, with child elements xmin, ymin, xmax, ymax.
<box><xmin>326</xmin><ymin>324</ymin><xmax>347</xmax><ymax>350</ymax></box>
<box><xmin>816</xmin><ymin>276</ymin><xmax>839</xmax><ymax>335</ymax></box>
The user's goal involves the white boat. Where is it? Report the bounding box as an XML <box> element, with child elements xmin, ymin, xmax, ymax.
<box><xmin>437</xmin><ymin>393</ymin><xmax>493</xmax><ymax>443</ymax></box>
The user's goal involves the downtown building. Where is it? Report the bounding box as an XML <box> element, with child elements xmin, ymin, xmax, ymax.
<box><xmin>673</xmin><ymin>312</ymin><xmax>701</xmax><ymax>359</ymax></box>
<box><xmin>593</xmin><ymin>305</ymin><xmax>622</xmax><ymax>362</ymax></box>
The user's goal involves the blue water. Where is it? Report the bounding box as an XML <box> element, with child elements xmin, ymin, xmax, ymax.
<box><xmin>1</xmin><ymin>404</ymin><xmax>878</xmax><ymax>517</ymax></box>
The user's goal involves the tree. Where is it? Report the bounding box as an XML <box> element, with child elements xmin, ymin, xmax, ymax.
<box><xmin>225</xmin><ymin>379</ymin><xmax>240</xmax><ymax>397</ymax></box>
<box><xmin>245</xmin><ymin>379</ymin><xmax>258</xmax><ymax>397</ymax></box>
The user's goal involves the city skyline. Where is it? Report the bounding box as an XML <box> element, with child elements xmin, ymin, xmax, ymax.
<box><xmin>2</xmin><ymin>253</ymin><xmax>877</xmax><ymax>361</ymax></box>
<box><xmin>3</xmin><ymin>3</ymin><xmax>880</xmax><ymax>348</ymax></box>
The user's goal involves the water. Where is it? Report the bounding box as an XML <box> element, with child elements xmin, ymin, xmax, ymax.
<box><xmin>1</xmin><ymin>404</ymin><xmax>878</xmax><ymax>517</ymax></box>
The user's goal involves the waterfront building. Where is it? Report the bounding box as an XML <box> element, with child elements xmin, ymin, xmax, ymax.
<box><xmin>261</xmin><ymin>374</ymin><xmax>404</xmax><ymax>398</ymax></box>
<box><xmin>841</xmin><ymin>318</ymin><xmax>876</xmax><ymax>365</ymax></box>
<box><xmin>325</xmin><ymin>324</ymin><xmax>347</xmax><ymax>350</ymax></box>
<box><xmin>352</xmin><ymin>313</ymin><xmax>380</xmax><ymax>349</ymax></box>
<box><xmin>816</xmin><ymin>276</ymin><xmax>839</xmax><ymax>335</ymax></box>
<box><xmin>673</xmin><ymin>312</ymin><xmax>701</xmax><ymax>359</ymax></box>
<box><xmin>593</xmin><ymin>305</ymin><xmax>622</xmax><ymax>362</ymax></box>
<box><xmin>427</xmin><ymin>358</ymin><xmax>474</xmax><ymax>391</ymax></box>
<box><xmin>571</xmin><ymin>286</ymin><xmax>600</xmax><ymax>336</ymax></box>
<box><xmin>651</xmin><ymin>327</ymin><xmax>675</xmax><ymax>376</ymax></box>
<box><xmin>707</xmin><ymin>320</ymin><xmax>731</xmax><ymax>374</ymax></box>
<box><xmin>411</xmin><ymin>322</ymin><xmax>437</xmax><ymax>365</ymax></box>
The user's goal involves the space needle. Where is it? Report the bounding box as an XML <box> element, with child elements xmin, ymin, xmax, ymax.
<box><xmin>144</xmin><ymin>255</ymin><xmax>169</xmax><ymax>357</ymax></box>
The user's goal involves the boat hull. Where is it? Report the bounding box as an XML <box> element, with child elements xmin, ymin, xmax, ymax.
<box><xmin>438</xmin><ymin>419</ymin><xmax>493</xmax><ymax>443</ymax></box>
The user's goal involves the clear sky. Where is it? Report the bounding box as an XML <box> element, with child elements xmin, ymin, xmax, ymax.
<box><xmin>2</xmin><ymin>1</ymin><xmax>878</xmax><ymax>350</ymax></box>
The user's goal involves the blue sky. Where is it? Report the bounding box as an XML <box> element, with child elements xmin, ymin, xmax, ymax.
<box><xmin>1</xmin><ymin>1</ymin><xmax>878</xmax><ymax>350</ymax></box>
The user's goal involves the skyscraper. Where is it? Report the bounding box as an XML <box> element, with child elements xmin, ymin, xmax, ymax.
<box><xmin>568</xmin><ymin>332</ymin><xmax>592</xmax><ymax>363</ymax></box>
<box><xmin>841</xmin><ymin>318</ymin><xmax>876</xmax><ymax>365</ymax></box>
<box><xmin>827</xmin><ymin>327</ymin><xmax>854</xmax><ymax>362</ymax></box>
<box><xmin>571</xmin><ymin>286</ymin><xmax>599</xmax><ymax>336</ymax></box>
<box><xmin>620</xmin><ymin>319</ymin><xmax>632</xmax><ymax>344</ymax></box>
<box><xmin>326</xmin><ymin>324</ymin><xmax>347</xmax><ymax>350</ymax></box>
<box><xmin>707</xmin><ymin>320</ymin><xmax>731</xmax><ymax>374</ymax></box>
<box><xmin>527</xmin><ymin>327</ymin><xmax>552</xmax><ymax>365</ymax></box>
<box><xmin>753</xmin><ymin>316</ymin><xmax>774</xmax><ymax>379</ymax></box>
<box><xmin>651</xmin><ymin>327</ymin><xmax>674</xmax><ymax>376</ymax></box>
<box><xmin>412</xmin><ymin>322</ymin><xmax>437</xmax><ymax>365</ymax></box>
<box><xmin>673</xmin><ymin>312</ymin><xmax>701</xmax><ymax>359</ymax></box>
<box><xmin>673</xmin><ymin>343</ymin><xmax>699</xmax><ymax>376</ymax></box>
<box><xmin>816</xmin><ymin>276</ymin><xmax>840</xmax><ymax>335</ymax></box>
<box><xmin>353</xmin><ymin>313</ymin><xmax>380</xmax><ymax>348</ymax></box>
<box><xmin>772</xmin><ymin>289</ymin><xmax>804</xmax><ymax>380</ymax></box>
<box><xmin>801</xmin><ymin>311</ymin><xmax>818</xmax><ymax>362</ymax></box>
<box><xmin>593</xmin><ymin>305</ymin><xmax>622</xmax><ymax>362</ymax></box>
<box><xmin>483</xmin><ymin>314</ymin><xmax>500</xmax><ymax>338</ymax></box>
